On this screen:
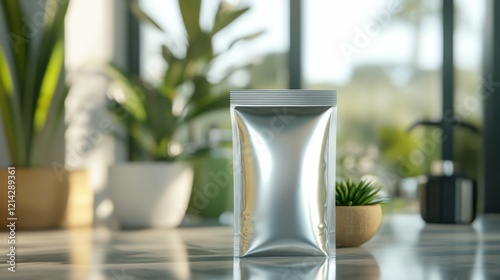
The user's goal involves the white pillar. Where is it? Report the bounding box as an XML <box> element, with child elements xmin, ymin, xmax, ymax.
<box><xmin>65</xmin><ymin>0</ymin><xmax>128</xmax><ymax>223</ymax></box>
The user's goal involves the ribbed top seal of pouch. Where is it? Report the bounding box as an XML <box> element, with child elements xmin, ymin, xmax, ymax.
<box><xmin>231</xmin><ymin>89</ymin><xmax>337</xmax><ymax>107</ymax></box>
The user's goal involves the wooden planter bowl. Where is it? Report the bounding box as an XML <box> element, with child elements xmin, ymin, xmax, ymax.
<box><xmin>0</xmin><ymin>168</ymin><xmax>93</xmax><ymax>230</ymax></box>
<box><xmin>336</xmin><ymin>204</ymin><xmax>383</xmax><ymax>247</ymax></box>
<box><xmin>0</xmin><ymin>167</ymin><xmax>69</xmax><ymax>229</ymax></box>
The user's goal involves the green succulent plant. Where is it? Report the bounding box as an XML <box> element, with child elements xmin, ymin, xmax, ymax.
<box><xmin>336</xmin><ymin>179</ymin><xmax>387</xmax><ymax>206</ymax></box>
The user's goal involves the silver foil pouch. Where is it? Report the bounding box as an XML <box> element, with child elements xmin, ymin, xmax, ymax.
<box><xmin>231</xmin><ymin>90</ymin><xmax>337</xmax><ymax>257</ymax></box>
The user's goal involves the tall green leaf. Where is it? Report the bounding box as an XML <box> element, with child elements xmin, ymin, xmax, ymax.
<box><xmin>0</xmin><ymin>0</ymin><xmax>27</xmax><ymax>95</ymax></box>
<box><xmin>23</xmin><ymin>0</ymin><xmax>69</xmax><ymax>165</ymax></box>
<box><xmin>0</xmin><ymin>46</ymin><xmax>24</xmax><ymax>165</ymax></box>
<box><xmin>30</xmin><ymin>39</ymin><xmax>67</xmax><ymax>165</ymax></box>
<box><xmin>0</xmin><ymin>0</ymin><xmax>71</xmax><ymax>166</ymax></box>
<box><xmin>33</xmin><ymin>40</ymin><xmax>64</xmax><ymax>133</ymax></box>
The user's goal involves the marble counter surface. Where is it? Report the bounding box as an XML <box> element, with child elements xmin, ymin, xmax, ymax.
<box><xmin>1</xmin><ymin>214</ymin><xmax>499</xmax><ymax>279</ymax></box>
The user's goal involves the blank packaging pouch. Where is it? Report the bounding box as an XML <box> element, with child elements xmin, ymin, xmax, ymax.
<box><xmin>231</xmin><ymin>90</ymin><xmax>337</xmax><ymax>257</ymax></box>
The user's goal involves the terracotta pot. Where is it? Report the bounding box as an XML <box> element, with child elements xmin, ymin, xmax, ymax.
<box><xmin>108</xmin><ymin>162</ymin><xmax>193</xmax><ymax>228</ymax></box>
<box><xmin>0</xmin><ymin>167</ymin><xmax>69</xmax><ymax>229</ymax></box>
<box><xmin>336</xmin><ymin>204</ymin><xmax>383</xmax><ymax>247</ymax></box>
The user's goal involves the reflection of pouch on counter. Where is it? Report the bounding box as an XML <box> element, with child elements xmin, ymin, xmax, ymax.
<box><xmin>231</xmin><ymin>90</ymin><xmax>337</xmax><ymax>257</ymax></box>
<box><xmin>234</xmin><ymin>257</ymin><xmax>334</xmax><ymax>280</ymax></box>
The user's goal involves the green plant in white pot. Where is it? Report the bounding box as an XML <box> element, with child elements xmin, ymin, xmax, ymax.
<box><xmin>336</xmin><ymin>179</ymin><xmax>388</xmax><ymax>247</ymax></box>
<box><xmin>105</xmin><ymin>0</ymin><xmax>261</xmax><ymax>228</ymax></box>
<box><xmin>0</xmin><ymin>0</ymin><xmax>75</xmax><ymax>229</ymax></box>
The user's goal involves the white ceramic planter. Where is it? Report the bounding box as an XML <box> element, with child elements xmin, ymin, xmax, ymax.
<box><xmin>108</xmin><ymin>162</ymin><xmax>193</xmax><ymax>228</ymax></box>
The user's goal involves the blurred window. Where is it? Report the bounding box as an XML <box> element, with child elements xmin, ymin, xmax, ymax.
<box><xmin>139</xmin><ymin>0</ymin><xmax>289</xmax><ymax>89</ymax></box>
<box><xmin>303</xmin><ymin>0</ymin><xmax>485</xmax><ymax>212</ymax></box>
<box><xmin>138</xmin><ymin>0</ymin><xmax>485</xmax><ymax>213</ymax></box>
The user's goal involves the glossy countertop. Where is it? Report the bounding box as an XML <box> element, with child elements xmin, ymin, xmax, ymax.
<box><xmin>1</xmin><ymin>214</ymin><xmax>499</xmax><ymax>279</ymax></box>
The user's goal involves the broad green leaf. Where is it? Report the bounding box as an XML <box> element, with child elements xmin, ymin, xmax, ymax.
<box><xmin>130</xmin><ymin>0</ymin><xmax>164</xmax><ymax>32</ymax></box>
<box><xmin>212</xmin><ymin>2</ymin><xmax>249</xmax><ymax>36</ymax></box>
<box><xmin>178</xmin><ymin>92</ymin><xmax>229</xmax><ymax>124</ymax></box>
<box><xmin>178</xmin><ymin>0</ymin><xmax>202</xmax><ymax>42</ymax></box>
<box><xmin>108</xmin><ymin>101</ymin><xmax>155</xmax><ymax>161</ymax></box>
<box><xmin>161</xmin><ymin>44</ymin><xmax>175</xmax><ymax>65</ymax></box>
<box><xmin>225</xmin><ymin>30</ymin><xmax>264</xmax><ymax>52</ymax></box>
<box><xmin>160</xmin><ymin>58</ymin><xmax>187</xmax><ymax>98</ymax></box>
<box><xmin>101</xmin><ymin>64</ymin><xmax>147</xmax><ymax>121</ymax></box>
<box><xmin>185</xmin><ymin>32</ymin><xmax>212</xmax><ymax>62</ymax></box>
<box><xmin>141</xmin><ymin>86</ymin><xmax>175</xmax><ymax>145</ymax></box>
<box><xmin>185</xmin><ymin>75</ymin><xmax>209</xmax><ymax>106</ymax></box>
<box><xmin>130</xmin><ymin>123</ymin><xmax>157</xmax><ymax>159</ymax></box>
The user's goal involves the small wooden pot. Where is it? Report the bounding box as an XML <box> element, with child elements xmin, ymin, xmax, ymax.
<box><xmin>0</xmin><ymin>167</ymin><xmax>69</xmax><ymax>229</ymax></box>
<box><xmin>0</xmin><ymin>168</ymin><xmax>93</xmax><ymax>230</ymax></box>
<box><xmin>336</xmin><ymin>204</ymin><xmax>383</xmax><ymax>247</ymax></box>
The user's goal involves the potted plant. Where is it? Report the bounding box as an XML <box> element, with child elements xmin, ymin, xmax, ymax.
<box><xmin>0</xmin><ymin>0</ymin><xmax>83</xmax><ymax>229</ymax></box>
<box><xmin>336</xmin><ymin>179</ymin><xmax>387</xmax><ymax>247</ymax></box>
<box><xmin>105</xmin><ymin>0</ymin><xmax>261</xmax><ymax>228</ymax></box>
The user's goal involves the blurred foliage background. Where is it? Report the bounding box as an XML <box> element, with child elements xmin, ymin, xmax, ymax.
<box><xmin>137</xmin><ymin>0</ymin><xmax>483</xmax><ymax>215</ymax></box>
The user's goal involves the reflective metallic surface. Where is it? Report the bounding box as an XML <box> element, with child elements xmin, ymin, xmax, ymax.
<box><xmin>5</xmin><ymin>215</ymin><xmax>500</xmax><ymax>279</ymax></box>
<box><xmin>231</xmin><ymin>90</ymin><xmax>337</xmax><ymax>257</ymax></box>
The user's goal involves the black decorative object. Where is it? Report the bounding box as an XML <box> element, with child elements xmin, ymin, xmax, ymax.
<box><xmin>408</xmin><ymin>0</ymin><xmax>478</xmax><ymax>224</ymax></box>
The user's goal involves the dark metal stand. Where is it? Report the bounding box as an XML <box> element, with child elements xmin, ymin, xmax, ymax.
<box><xmin>482</xmin><ymin>0</ymin><xmax>500</xmax><ymax>213</ymax></box>
<box><xmin>411</xmin><ymin>0</ymin><xmax>478</xmax><ymax>223</ymax></box>
<box><xmin>442</xmin><ymin>0</ymin><xmax>454</xmax><ymax>161</ymax></box>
